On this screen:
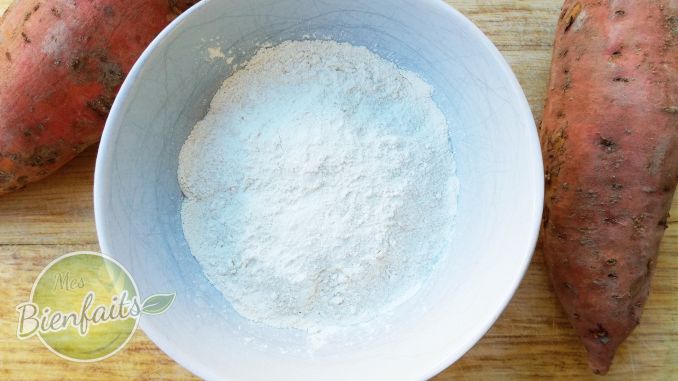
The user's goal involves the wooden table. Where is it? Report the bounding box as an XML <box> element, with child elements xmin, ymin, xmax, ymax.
<box><xmin>1</xmin><ymin>1</ymin><xmax>676</xmax><ymax>379</ymax></box>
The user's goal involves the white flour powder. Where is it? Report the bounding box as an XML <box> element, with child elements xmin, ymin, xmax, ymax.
<box><xmin>179</xmin><ymin>40</ymin><xmax>458</xmax><ymax>333</ymax></box>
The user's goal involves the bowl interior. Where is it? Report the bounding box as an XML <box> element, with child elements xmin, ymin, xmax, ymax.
<box><xmin>95</xmin><ymin>0</ymin><xmax>543</xmax><ymax>379</ymax></box>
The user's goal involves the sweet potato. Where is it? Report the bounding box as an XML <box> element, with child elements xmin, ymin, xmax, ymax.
<box><xmin>540</xmin><ymin>0</ymin><xmax>677</xmax><ymax>374</ymax></box>
<box><xmin>0</xmin><ymin>0</ymin><xmax>198</xmax><ymax>194</ymax></box>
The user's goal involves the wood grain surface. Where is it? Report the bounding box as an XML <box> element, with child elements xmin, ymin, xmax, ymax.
<box><xmin>1</xmin><ymin>1</ymin><xmax>676</xmax><ymax>380</ymax></box>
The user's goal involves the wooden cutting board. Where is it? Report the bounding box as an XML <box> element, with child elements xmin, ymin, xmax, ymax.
<box><xmin>0</xmin><ymin>1</ymin><xmax>676</xmax><ymax>379</ymax></box>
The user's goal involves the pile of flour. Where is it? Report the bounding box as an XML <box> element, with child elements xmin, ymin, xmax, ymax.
<box><xmin>178</xmin><ymin>40</ymin><xmax>458</xmax><ymax>332</ymax></box>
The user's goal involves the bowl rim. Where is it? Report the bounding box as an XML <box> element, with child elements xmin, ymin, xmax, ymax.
<box><xmin>94</xmin><ymin>0</ymin><xmax>544</xmax><ymax>379</ymax></box>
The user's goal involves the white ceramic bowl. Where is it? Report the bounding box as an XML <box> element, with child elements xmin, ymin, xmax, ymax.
<box><xmin>94</xmin><ymin>0</ymin><xmax>543</xmax><ymax>379</ymax></box>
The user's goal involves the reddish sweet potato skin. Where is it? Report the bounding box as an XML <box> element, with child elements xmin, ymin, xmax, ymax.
<box><xmin>540</xmin><ymin>0</ymin><xmax>677</xmax><ymax>374</ymax></box>
<box><xmin>0</xmin><ymin>0</ymin><xmax>198</xmax><ymax>194</ymax></box>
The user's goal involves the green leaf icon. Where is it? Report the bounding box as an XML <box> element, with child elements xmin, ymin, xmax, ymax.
<box><xmin>141</xmin><ymin>293</ymin><xmax>176</xmax><ymax>315</ymax></box>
